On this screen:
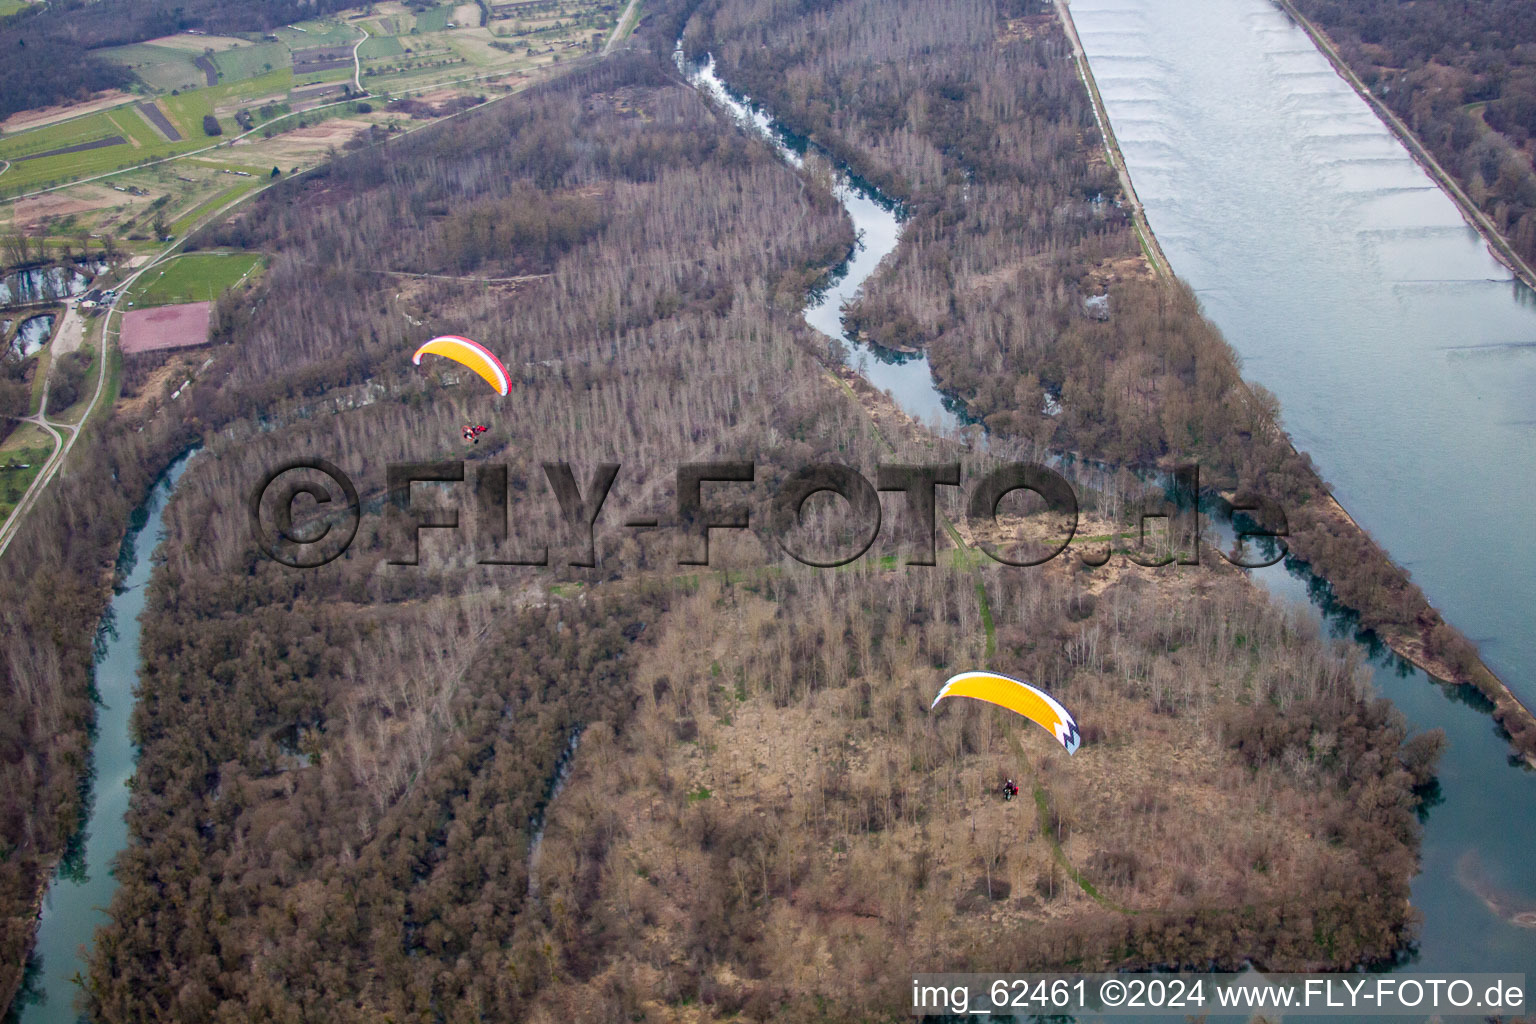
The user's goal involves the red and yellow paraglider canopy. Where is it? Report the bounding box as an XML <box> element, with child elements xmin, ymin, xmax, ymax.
<box><xmin>412</xmin><ymin>335</ymin><xmax>510</xmax><ymax>396</ymax></box>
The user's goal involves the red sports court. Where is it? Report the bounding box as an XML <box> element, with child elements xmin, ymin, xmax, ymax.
<box><xmin>120</xmin><ymin>301</ymin><xmax>212</xmax><ymax>354</ymax></box>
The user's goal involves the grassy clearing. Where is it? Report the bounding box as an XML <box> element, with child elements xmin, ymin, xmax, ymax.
<box><xmin>106</xmin><ymin>106</ymin><xmax>165</xmax><ymax>148</ymax></box>
<box><xmin>413</xmin><ymin>5</ymin><xmax>454</xmax><ymax>32</ymax></box>
<box><xmin>162</xmin><ymin>68</ymin><xmax>296</xmax><ymax>136</ymax></box>
<box><xmin>0</xmin><ymin>101</ymin><xmax>206</xmax><ymax>194</ymax></box>
<box><xmin>359</xmin><ymin>35</ymin><xmax>405</xmax><ymax>59</ymax></box>
<box><xmin>294</xmin><ymin>69</ymin><xmax>355</xmax><ymax>89</ymax></box>
<box><xmin>26</xmin><ymin>344</ymin><xmax>50</xmax><ymax>414</ymax></box>
<box><xmin>98</xmin><ymin>43</ymin><xmax>206</xmax><ymax>92</ymax></box>
<box><xmin>168</xmin><ymin>181</ymin><xmax>262</xmax><ymax>236</ymax></box>
<box><xmin>276</xmin><ymin>21</ymin><xmax>359</xmax><ymax>47</ymax></box>
<box><xmin>0</xmin><ymin>0</ymin><xmax>27</xmax><ymax>15</ymax></box>
<box><xmin>0</xmin><ymin>442</ymin><xmax>53</xmax><ymax>524</ymax></box>
<box><xmin>0</xmin><ymin>107</ymin><xmax>137</xmax><ymax>160</ymax></box>
<box><xmin>131</xmin><ymin>252</ymin><xmax>263</xmax><ymax>306</ymax></box>
<box><xmin>211</xmin><ymin>42</ymin><xmax>294</xmax><ymax>82</ymax></box>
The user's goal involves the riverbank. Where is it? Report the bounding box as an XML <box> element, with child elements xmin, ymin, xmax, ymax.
<box><xmin>1296</xmin><ymin>488</ymin><xmax>1536</xmax><ymax>767</ymax></box>
<box><xmin>1055</xmin><ymin>0</ymin><xmax>1170</xmax><ymax>279</ymax></box>
<box><xmin>1270</xmin><ymin>0</ymin><xmax>1536</xmax><ymax>294</ymax></box>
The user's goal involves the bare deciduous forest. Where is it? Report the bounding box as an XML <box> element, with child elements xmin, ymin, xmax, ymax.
<box><xmin>682</xmin><ymin>0</ymin><xmax>1536</xmax><ymax>755</ymax></box>
<box><xmin>0</xmin><ymin>1</ymin><xmax>1463</xmax><ymax>1021</ymax></box>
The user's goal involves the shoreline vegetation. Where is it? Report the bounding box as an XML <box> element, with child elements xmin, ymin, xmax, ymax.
<box><xmin>755</xmin><ymin>0</ymin><xmax>1536</xmax><ymax>764</ymax></box>
<box><xmin>64</xmin><ymin>19</ymin><xmax>1439</xmax><ymax>1018</ymax></box>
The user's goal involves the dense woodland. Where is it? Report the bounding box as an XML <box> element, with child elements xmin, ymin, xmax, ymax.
<box><xmin>685</xmin><ymin>0</ymin><xmax>1535</xmax><ymax>754</ymax></box>
<box><xmin>520</xmin><ymin>566</ymin><xmax>1438</xmax><ymax>1020</ymax></box>
<box><xmin>1295</xmin><ymin>0</ymin><xmax>1536</xmax><ymax>268</ymax></box>
<box><xmin>0</xmin><ymin>2</ymin><xmax>1461</xmax><ymax>1021</ymax></box>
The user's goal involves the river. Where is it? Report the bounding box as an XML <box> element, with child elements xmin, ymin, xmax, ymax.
<box><xmin>681</xmin><ymin>51</ymin><xmax>964</xmax><ymax>434</ymax></box>
<box><xmin>680</xmin><ymin>1</ymin><xmax>1536</xmax><ymax>981</ymax></box>
<box><xmin>11</xmin><ymin>454</ymin><xmax>193</xmax><ymax>1024</ymax></box>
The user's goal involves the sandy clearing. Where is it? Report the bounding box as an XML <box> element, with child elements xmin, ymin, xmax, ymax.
<box><xmin>452</xmin><ymin>3</ymin><xmax>482</xmax><ymax>27</ymax></box>
<box><xmin>412</xmin><ymin>87</ymin><xmax>464</xmax><ymax>105</ymax></box>
<box><xmin>49</xmin><ymin>305</ymin><xmax>86</xmax><ymax>357</ymax></box>
<box><xmin>144</xmin><ymin>33</ymin><xmax>250</xmax><ymax>52</ymax></box>
<box><xmin>13</xmin><ymin>185</ymin><xmax>128</xmax><ymax>227</ymax></box>
<box><xmin>121</xmin><ymin>301</ymin><xmax>212</xmax><ymax>354</ymax></box>
<box><xmin>1</xmin><ymin>91</ymin><xmax>137</xmax><ymax>133</ymax></box>
<box><xmin>238</xmin><ymin>118</ymin><xmax>372</xmax><ymax>163</ymax></box>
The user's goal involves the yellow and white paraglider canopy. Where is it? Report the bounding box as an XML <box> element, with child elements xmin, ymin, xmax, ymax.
<box><xmin>931</xmin><ymin>671</ymin><xmax>1082</xmax><ymax>754</ymax></box>
<box><xmin>412</xmin><ymin>335</ymin><xmax>510</xmax><ymax>396</ymax></box>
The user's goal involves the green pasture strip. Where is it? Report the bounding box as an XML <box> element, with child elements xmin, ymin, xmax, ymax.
<box><xmin>211</xmin><ymin>42</ymin><xmax>293</xmax><ymax>82</ymax></box>
<box><xmin>0</xmin><ymin>443</ymin><xmax>54</xmax><ymax>525</ymax></box>
<box><xmin>129</xmin><ymin>251</ymin><xmax>264</xmax><ymax>307</ymax></box>
<box><xmin>359</xmin><ymin>35</ymin><xmax>405</xmax><ymax>59</ymax></box>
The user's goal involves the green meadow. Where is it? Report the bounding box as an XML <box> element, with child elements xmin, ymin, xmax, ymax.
<box><xmin>210</xmin><ymin>42</ymin><xmax>293</xmax><ymax>82</ymax></box>
<box><xmin>131</xmin><ymin>252</ymin><xmax>264</xmax><ymax>307</ymax></box>
<box><xmin>97</xmin><ymin>43</ymin><xmax>207</xmax><ymax>92</ymax></box>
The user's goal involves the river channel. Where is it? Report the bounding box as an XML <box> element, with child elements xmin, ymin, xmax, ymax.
<box><xmin>12</xmin><ymin>454</ymin><xmax>193</xmax><ymax>1024</ymax></box>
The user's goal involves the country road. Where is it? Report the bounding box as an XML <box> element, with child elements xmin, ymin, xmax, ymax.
<box><xmin>352</xmin><ymin>26</ymin><xmax>367</xmax><ymax>94</ymax></box>
<box><xmin>604</xmin><ymin>0</ymin><xmax>642</xmax><ymax>55</ymax></box>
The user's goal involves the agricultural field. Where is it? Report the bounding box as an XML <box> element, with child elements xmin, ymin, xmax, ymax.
<box><xmin>96</xmin><ymin>43</ymin><xmax>207</xmax><ymax>92</ymax></box>
<box><xmin>358</xmin><ymin>35</ymin><xmax>406</xmax><ymax>59</ymax></box>
<box><xmin>0</xmin><ymin>0</ymin><xmax>617</xmax><ymax>272</ymax></box>
<box><xmin>413</xmin><ymin>5</ymin><xmax>454</xmax><ymax>32</ymax></box>
<box><xmin>129</xmin><ymin>252</ymin><xmax>263</xmax><ymax>307</ymax></box>
<box><xmin>272</xmin><ymin>21</ymin><xmax>364</xmax><ymax>48</ymax></box>
<box><xmin>0</xmin><ymin>105</ymin><xmax>173</xmax><ymax>194</ymax></box>
<box><xmin>210</xmin><ymin>43</ymin><xmax>294</xmax><ymax>83</ymax></box>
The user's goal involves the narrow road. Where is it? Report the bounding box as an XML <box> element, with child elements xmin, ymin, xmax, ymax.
<box><xmin>604</xmin><ymin>0</ymin><xmax>642</xmax><ymax>56</ymax></box>
<box><xmin>352</xmin><ymin>26</ymin><xmax>368</xmax><ymax>94</ymax></box>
